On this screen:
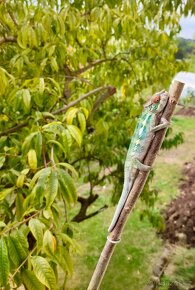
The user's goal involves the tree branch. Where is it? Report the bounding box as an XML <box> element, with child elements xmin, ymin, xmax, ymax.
<box><xmin>0</xmin><ymin>36</ymin><xmax>16</xmax><ymax>45</ymax></box>
<box><xmin>0</xmin><ymin>86</ymin><xmax>116</xmax><ymax>137</ymax></box>
<box><xmin>74</xmin><ymin>205</ymin><xmax>108</xmax><ymax>223</ymax></box>
<box><xmin>74</xmin><ymin>58</ymin><xmax>115</xmax><ymax>75</ymax></box>
<box><xmin>73</xmin><ymin>52</ymin><xmax>136</xmax><ymax>76</ymax></box>
<box><xmin>7</xmin><ymin>9</ymin><xmax>19</xmax><ymax>27</ymax></box>
<box><xmin>52</xmin><ymin>86</ymin><xmax>115</xmax><ymax>115</ymax></box>
<box><xmin>0</xmin><ymin>122</ymin><xmax>27</xmax><ymax>137</ymax></box>
<box><xmin>63</xmin><ymin>63</ymin><xmax>73</xmax><ymax>99</ymax></box>
<box><xmin>90</xmin><ymin>87</ymin><xmax>116</xmax><ymax>116</ymax></box>
<box><xmin>72</xmin><ymin>194</ymin><xmax>99</xmax><ymax>222</ymax></box>
<box><xmin>10</xmin><ymin>247</ymin><xmax>37</xmax><ymax>280</ymax></box>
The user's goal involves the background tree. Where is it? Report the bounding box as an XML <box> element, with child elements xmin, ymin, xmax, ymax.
<box><xmin>0</xmin><ymin>0</ymin><xmax>194</xmax><ymax>288</ymax></box>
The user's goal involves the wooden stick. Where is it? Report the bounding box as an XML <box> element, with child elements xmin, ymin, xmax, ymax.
<box><xmin>87</xmin><ymin>81</ymin><xmax>184</xmax><ymax>290</ymax></box>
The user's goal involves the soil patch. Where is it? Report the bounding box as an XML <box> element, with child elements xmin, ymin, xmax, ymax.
<box><xmin>162</xmin><ymin>160</ymin><xmax>195</xmax><ymax>247</ymax></box>
<box><xmin>175</xmin><ymin>106</ymin><xmax>195</xmax><ymax>117</ymax></box>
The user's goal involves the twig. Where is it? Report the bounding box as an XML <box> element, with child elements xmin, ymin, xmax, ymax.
<box><xmin>0</xmin><ymin>122</ymin><xmax>27</xmax><ymax>137</ymax></box>
<box><xmin>74</xmin><ymin>58</ymin><xmax>115</xmax><ymax>75</ymax></box>
<box><xmin>52</xmin><ymin>86</ymin><xmax>115</xmax><ymax>115</ymax></box>
<box><xmin>89</xmin><ymin>86</ymin><xmax>116</xmax><ymax>120</ymax></box>
<box><xmin>83</xmin><ymin>205</ymin><xmax>108</xmax><ymax>220</ymax></box>
<box><xmin>87</xmin><ymin>81</ymin><xmax>185</xmax><ymax>290</ymax></box>
<box><xmin>0</xmin><ymin>36</ymin><xmax>16</xmax><ymax>45</ymax></box>
<box><xmin>7</xmin><ymin>9</ymin><xmax>18</xmax><ymax>27</ymax></box>
<box><xmin>2</xmin><ymin>211</ymin><xmax>40</xmax><ymax>235</ymax></box>
<box><xmin>10</xmin><ymin>247</ymin><xmax>37</xmax><ymax>280</ymax></box>
<box><xmin>73</xmin><ymin>205</ymin><xmax>108</xmax><ymax>223</ymax></box>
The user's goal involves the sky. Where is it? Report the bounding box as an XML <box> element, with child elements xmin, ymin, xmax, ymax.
<box><xmin>179</xmin><ymin>16</ymin><xmax>195</xmax><ymax>39</ymax></box>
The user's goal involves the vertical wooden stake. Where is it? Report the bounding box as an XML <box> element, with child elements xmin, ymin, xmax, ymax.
<box><xmin>87</xmin><ymin>81</ymin><xmax>184</xmax><ymax>290</ymax></box>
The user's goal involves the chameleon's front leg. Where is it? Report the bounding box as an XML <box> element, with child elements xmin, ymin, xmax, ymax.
<box><xmin>151</xmin><ymin>117</ymin><xmax>169</xmax><ymax>132</ymax></box>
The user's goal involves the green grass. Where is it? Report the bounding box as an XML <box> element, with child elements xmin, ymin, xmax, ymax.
<box><xmin>66</xmin><ymin>209</ymin><xmax>163</xmax><ymax>290</ymax></box>
<box><xmin>66</xmin><ymin>116</ymin><xmax>195</xmax><ymax>290</ymax></box>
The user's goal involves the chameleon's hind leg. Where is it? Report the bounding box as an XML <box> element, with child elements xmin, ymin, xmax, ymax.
<box><xmin>151</xmin><ymin>117</ymin><xmax>169</xmax><ymax>132</ymax></box>
<box><xmin>133</xmin><ymin>158</ymin><xmax>151</xmax><ymax>172</ymax></box>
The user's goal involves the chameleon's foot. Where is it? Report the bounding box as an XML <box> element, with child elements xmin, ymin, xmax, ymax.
<box><xmin>141</xmin><ymin>164</ymin><xmax>151</xmax><ymax>172</ymax></box>
<box><xmin>151</xmin><ymin>118</ymin><xmax>170</xmax><ymax>132</ymax></box>
<box><xmin>134</xmin><ymin>158</ymin><xmax>151</xmax><ymax>171</ymax></box>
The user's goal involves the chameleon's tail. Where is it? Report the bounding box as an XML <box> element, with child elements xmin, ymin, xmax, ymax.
<box><xmin>108</xmin><ymin>180</ymin><xmax>133</xmax><ymax>232</ymax></box>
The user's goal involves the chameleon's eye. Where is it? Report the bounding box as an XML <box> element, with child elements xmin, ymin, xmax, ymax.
<box><xmin>152</xmin><ymin>95</ymin><xmax>160</xmax><ymax>103</ymax></box>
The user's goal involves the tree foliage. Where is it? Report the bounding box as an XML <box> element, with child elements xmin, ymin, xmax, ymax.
<box><xmin>0</xmin><ymin>0</ymin><xmax>194</xmax><ymax>288</ymax></box>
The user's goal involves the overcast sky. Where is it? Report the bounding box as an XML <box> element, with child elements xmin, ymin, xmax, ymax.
<box><xmin>179</xmin><ymin>16</ymin><xmax>195</xmax><ymax>39</ymax></box>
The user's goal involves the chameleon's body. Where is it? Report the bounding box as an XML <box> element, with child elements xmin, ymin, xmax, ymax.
<box><xmin>108</xmin><ymin>90</ymin><xmax>169</xmax><ymax>232</ymax></box>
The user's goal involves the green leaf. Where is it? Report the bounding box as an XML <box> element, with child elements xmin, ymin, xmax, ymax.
<box><xmin>39</xmin><ymin>78</ymin><xmax>45</xmax><ymax>94</ymax></box>
<box><xmin>0</xmin><ymin>156</ymin><xmax>5</xmax><ymax>169</ymax></box>
<box><xmin>57</xmin><ymin>168</ymin><xmax>77</xmax><ymax>204</ymax></box>
<box><xmin>60</xmin><ymin>233</ymin><xmax>81</xmax><ymax>251</ymax></box>
<box><xmin>31</xmin><ymin>256</ymin><xmax>56</xmax><ymax>290</ymax></box>
<box><xmin>16</xmin><ymin>193</ymin><xmax>24</xmax><ymax>220</ymax></box>
<box><xmin>65</xmin><ymin>107</ymin><xmax>79</xmax><ymax>124</ymax></box>
<box><xmin>0</xmin><ymin>238</ymin><xmax>10</xmax><ymax>287</ymax></box>
<box><xmin>22</xmin><ymin>132</ymin><xmax>38</xmax><ymax>153</ymax></box>
<box><xmin>42</xmin><ymin>122</ymin><xmax>64</xmax><ymax>134</ymax></box>
<box><xmin>81</xmin><ymin>107</ymin><xmax>89</xmax><ymax>119</ymax></box>
<box><xmin>28</xmin><ymin>149</ymin><xmax>37</xmax><ymax>170</ymax></box>
<box><xmin>50</xmin><ymin>57</ymin><xmax>58</xmax><ymax>72</ymax></box>
<box><xmin>47</xmin><ymin>140</ymin><xmax>66</xmax><ymax>155</ymax></box>
<box><xmin>57</xmin><ymin>163</ymin><xmax>78</xmax><ymax>178</ymax></box>
<box><xmin>0</xmin><ymin>68</ymin><xmax>8</xmax><ymax>96</ymax></box>
<box><xmin>45</xmin><ymin>168</ymin><xmax>58</xmax><ymax>209</ymax></box>
<box><xmin>47</xmin><ymin>78</ymin><xmax>61</xmax><ymax>95</ymax></box>
<box><xmin>0</xmin><ymin>187</ymin><xmax>15</xmax><ymax>201</ymax></box>
<box><xmin>43</xmin><ymin>230</ymin><xmax>56</xmax><ymax>254</ymax></box>
<box><xmin>63</xmin><ymin>129</ymin><xmax>72</xmax><ymax>148</ymax></box>
<box><xmin>16</xmin><ymin>230</ymin><xmax>29</xmax><ymax>252</ymax></box>
<box><xmin>22</xmin><ymin>89</ymin><xmax>31</xmax><ymax>111</ymax></box>
<box><xmin>29</xmin><ymin>168</ymin><xmax>51</xmax><ymax>208</ymax></box>
<box><xmin>29</xmin><ymin>219</ymin><xmax>45</xmax><ymax>250</ymax></box>
<box><xmin>34</xmin><ymin>132</ymin><xmax>43</xmax><ymax>158</ymax></box>
<box><xmin>21</xmin><ymin>168</ymin><xmax>30</xmax><ymax>175</ymax></box>
<box><xmin>67</xmin><ymin>125</ymin><xmax>82</xmax><ymax>147</ymax></box>
<box><xmin>7</xmin><ymin>235</ymin><xmax>26</xmax><ymax>266</ymax></box>
<box><xmin>78</xmin><ymin>112</ymin><xmax>86</xmax><ymax>133</ymax></box>
<box><xmin>42</xmin><ymin>112</ymin><xmax>55</xmax><ymax>119</ymax></box>
<box><xmin>0</xmin><ymin>222</ymin><xmax>6</xmax><ymax>228</ymax></box>
<box><xmin>54</xmin><ymin>244</ymin><xmax>73</xmax><ymax>276</ymax></box>
<box><xmin>22</xmin><ymin>269</ymin><xmax>45</xmax><ymax>290</ymax></box>
<box><xmin>29</xmin><ymin>167</ymin><xmax>51</xmax><ymax>190</ymax></box>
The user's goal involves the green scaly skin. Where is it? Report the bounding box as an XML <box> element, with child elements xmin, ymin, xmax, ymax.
<box><xmin>108</xmin><ymin>90</ymin><xmax>170</xmax><ymax>232</ymax></box>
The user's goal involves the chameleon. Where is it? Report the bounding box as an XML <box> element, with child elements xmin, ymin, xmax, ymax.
<box><xmin>108</xmin><ymin>90</ymin><xmax>170</xmax><ymax>232</ymax></box>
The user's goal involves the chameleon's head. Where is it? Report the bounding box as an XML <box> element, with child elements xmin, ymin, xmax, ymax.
<box><xmin>144</xmin><ymin>90</ymin><xmax>169</xmax><ymax>113</ymax></box>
